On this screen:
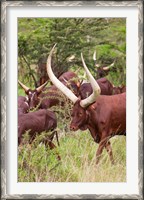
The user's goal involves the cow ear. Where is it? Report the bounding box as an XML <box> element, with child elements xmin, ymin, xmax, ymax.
<box><xmin>37</xmin><ymin>90</ymin><xmax>43</xmax><ymax>95</ymax></box>
<box><xmin>76</xmin><ymin>82</ymin><xmax>80</xmax><ymax>88</ymax></box>
<box><xmin>77</xmin><ymin>79</ymin><xmax>83</xmax><ymax>88</ymax></box>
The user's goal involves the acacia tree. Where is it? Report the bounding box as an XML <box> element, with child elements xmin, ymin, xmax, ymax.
<box><xmin>18</xmin><ymin>18</ymin><xmax>126</xmax><ymax>86</ymax></box>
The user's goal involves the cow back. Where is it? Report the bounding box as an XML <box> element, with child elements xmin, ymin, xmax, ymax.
<box><xmin>39</xmin><ymin>85</ymin><xmax>63</xmax><ymax>108</ymax></box>
<box><xmin>79</xmin><ymin>78</ymin><xmax>113</xmax><ymax>99</ymax></box>
<box><xmin>18</xmin><ymin>109</ymin><xmax>57</xmax><ymax>144</ymax></box>
<box><xmin>87</xmin><ymin>92</ymin><xmax>126</xmax><ymax>136</ymax></box>
<box><xmin>97</xmin><ymin>78</ymin><xmax>113</xmax><ymax>95</ymax></box>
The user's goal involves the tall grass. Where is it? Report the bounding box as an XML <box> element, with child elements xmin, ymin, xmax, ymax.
<box><xmin>18</xmin><ymin>94</ymin><xmax>126</xmax><ymax>182</ymax></box>
<box><xmin>18</xmin><ymin>129</ymin><xmax>126</xmax><ymax>182</ymax></box>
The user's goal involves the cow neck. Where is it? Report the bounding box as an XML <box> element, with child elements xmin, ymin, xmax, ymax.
<box><xmin>85</xmin><ymin>105</ymin><xmax>94</xmax><ymax>128</ymax></box>
<box><xmin>85</xmin><ymin>104</ymin><xmax>100</xmax><ymax>143</ymax></box>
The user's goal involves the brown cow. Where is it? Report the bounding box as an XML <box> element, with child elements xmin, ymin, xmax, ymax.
<box><xmin>95</xmin><ymin>65</ymin><xmax>114</xmax><ymax>79</ymax></box>
<box><xmin>18</xmin><ymin>96</ymin><xmax>29</xmax><ymax>114</ymax></box>
<box><xmin>76</xmin><ymin>77</ymin><xmax>113</xmax><ymax>99</ymax></box>
<box><xmin>18</xmin><ymin>71</ymin><xmax>79</xmax><ymax>110</ymax></box>
<box><xmin>18</xmin><ymin>109</ymin><xmax>60</xmax><ymax>160</ymax></box>
<box><xmin>46</xmin><ymin>45</ymin><xmax>126</xmax><ymax>164</ymax></box>
<box><xmin>93</xmin><ymin>50</ymin><xmax>115</xmax><ymax>79</ymax></box>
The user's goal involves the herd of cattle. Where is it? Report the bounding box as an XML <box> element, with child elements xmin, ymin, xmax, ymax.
<box><xmin>18</xmin><ymin>45</ymin><xmax>126</xmax><ymax>164</ymax></box>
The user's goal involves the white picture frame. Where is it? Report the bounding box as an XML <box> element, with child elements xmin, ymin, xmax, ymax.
<box><xmin>1</xmin><ymin>1</ymin><xmax>143</xmax><ymax>199</ymax></box>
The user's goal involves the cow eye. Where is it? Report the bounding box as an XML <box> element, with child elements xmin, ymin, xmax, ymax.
<box><xmin>79</xmin><ymin>112</ymin><xmax>83</xmax><ymax>116</ymax></box>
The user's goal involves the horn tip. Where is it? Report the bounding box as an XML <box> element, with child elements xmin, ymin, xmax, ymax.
<box><xmin>53</xmin><ymin>43</ymin><xmax>57</xmax><ymax>48</ymax></box>
<box><xmin>81</xmin><ymin>53</ymin><xmax>83</xmax><ymax>59</ymax></box>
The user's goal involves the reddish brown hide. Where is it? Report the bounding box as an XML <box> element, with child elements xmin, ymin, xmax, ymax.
<box><xmin>76</xmin><ymin>77</ymin><xmax>113</xmax><ymax>99</ymax></box>
<box><xmin>38</xmin><ymin>85</ymin><xmax>64</xmax><ymax>109</ymax></box>
<box><xmin>18</xmin><ymin>109</ymin><xmax>60</xmax><ymax>160</ymax></box>
<box><xmin>96</xmin><ymin>66</ymin><xmax>110</xmax><ymax>79</ymax></box>
<box><xmin>38</xmin><ymin>72</ymin><xmax>79</xmax><ymax>109</ymax></box>
<box><xmin>18</xmin><ymin>71</ymin><xmax>78</xmax><ymax>110</ymax></box>
<box><xmin>77</xmin><ymin>79</ymin><xmax>126</xmax><ymax>100</ymax></box>
<box><xmin>70</xmin><ymin>93</ymin><xmax>126</xmax><ymax>164</ymax></box>
<box><xmin>18</xmin><ymin>96</ymin><xmax>29</xmax><ymax>114</ymax></box>
<box><xmin>113</xmin><ymin>85</ymin><xmax>126</xmax><ymax>95</ymax></box>
<box><xmin>58</xmin><ymin>71</ymin><xmax>77</xmax><ymax>82</ymax></box>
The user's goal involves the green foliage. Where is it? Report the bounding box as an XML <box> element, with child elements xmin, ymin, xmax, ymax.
<box><xmin>18</xmin><ymin>88</ymin><xmax>25</xmax><ymax>96</ymax></box>
<box><xmin>18</xmin><ymin>18</ymin><xmax>126</xmax><ymax>85</ymax></box>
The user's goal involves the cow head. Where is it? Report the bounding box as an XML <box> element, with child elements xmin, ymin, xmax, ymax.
<box><xmin>96</xmin><ymin>64</ymin><xmax>115</xmax><ymax>79</ymax></box>
<box><xmin>18</xmin><ymin>80</ymin><xmax>48</xmax><ymax>110</ymax></box>
<box><xmin>58</xmin><ymin>71</ymin><xmax>81</xmax><ymax>96</ymax></box>
<box><xmin>70</xmin><ymin>99</ymin><xmax>89</xmax><ymax>131</ymax></box>
<box><xmin>46</xmin><ymin>44</ymin><xmax>101</xmax><ymax>131</ymax></box>
<box><xmin>93</xmin><ymin>50</ymin><xmax>115</xmax><ymax>78</ymax></box>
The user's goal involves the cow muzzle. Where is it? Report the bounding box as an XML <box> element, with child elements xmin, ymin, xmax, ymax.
<box><xmin>70</xmin><ymin>124</ymin><xmax>79</xmax><ymax>131</ymax></box>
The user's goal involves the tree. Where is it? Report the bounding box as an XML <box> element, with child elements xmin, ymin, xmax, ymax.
<box><xmin>18</xmin><ymin>18</ymin><xmax>126</xmax><ymax>87</ymax></box>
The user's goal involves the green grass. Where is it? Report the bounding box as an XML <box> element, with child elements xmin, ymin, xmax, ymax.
<box><xmin>18</xmin><ymin>129</ymin><xmax>126</xmax><ymax>182</ymax></box>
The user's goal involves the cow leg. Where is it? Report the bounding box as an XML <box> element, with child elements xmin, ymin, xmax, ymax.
<box><xmin>48</xmin><ymin>131</ymin><xmax>60</xmax><ymax>146</ymax></box>
<box><xmin>48</xmin><ymin>131</ymin><xmax>56</xmax><ymax>141</ymax></box>
<box><xmin>105</xmin><ymin>141</ymin><xmax>114</xmax><ymax>164</ymax></box>
<box><xmin>55</xmin><ymin>131</ymin><xmax>60</xmax><ymax>146</ymax></box>
<box><xmin>96</xmin><ymin>131</ymin><xmax>109</xmax><ymax>165</ymax></box>
<box><xmin>96</xmin><ymin>138</ymin><xmax>108</xmax><ymax>165</ymax></box>
<box><xmin>48</xmin><ymin>140</ymin><xmax>56</xmax><ymax>149</ymax></box>
<box><xmin>48</xmin><ymin>141</ymin><xmax>61</xmax><ymax>161</ymax></box>
<box><xmin>48</xmin><ymin>131</ymin><xmax>59</xmax><ymax>143</ymax></box>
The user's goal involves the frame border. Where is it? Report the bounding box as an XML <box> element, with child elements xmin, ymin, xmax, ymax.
<box><xmin>1</xmin><ymin>1</ymin><xmax>143</xmax><ymax>199</ymax></box>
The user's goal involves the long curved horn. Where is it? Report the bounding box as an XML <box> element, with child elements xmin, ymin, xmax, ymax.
<box><xmin>93</xmin><ymin>50</ymin><xmax>96</xmax><ymax>61</ymax></box>
<box><xmin>46</xmin><ymin>44</ymin><xmax>78</xmax><ymax>104</ymax></box>
<box><xmin>103</xmin><ymin>62</ymin><xmax>115</xmax><ymax>71</ymax></box>
<box><xmin>36</xmin><ymin>81</ymin><xmax>48</xmax><ymax>93</ymax></box>
<box><xmin>80</xmin><ymin>53</ymin><xmax>101</xmax><ymax>108</ymax></box>
<box><xmin>18</xmin><ymin>80</ymin><xmax>30</xmax><ymax>92</ymax></box>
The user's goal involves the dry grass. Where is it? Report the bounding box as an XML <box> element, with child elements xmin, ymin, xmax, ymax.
<box><xmin>18</xmin><ymin>99</ymin><xmax>126</xmax><ymax>182</ymax></box>
<box><xmin>18</xmin><ymin>130</ymin><xmax>126</xmax><ymax>182</ymax></box>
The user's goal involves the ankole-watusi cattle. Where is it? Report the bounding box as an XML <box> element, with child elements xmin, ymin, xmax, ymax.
<box><xmin>18</xmin><ymin>71</ymin><xmax>79</xmax><ymax>110</ymax></box>
<box><xmin>18</xmin><ymin>109</ymin><xmax>60</xmax><ymax>160</ymax></box>
<box><xmin>93</xmin><ymin>50</ymin><xmax>115</xmax><ymax>79</ymax></box>
<box><xmin>76</xmin><ymin>77</ymin><xmax>113</xmax><ymax>99</ymax></box>
<box><xmin>95</xmin><ymin>64</ymin><xmax>114</xmax><ymax>79</ymax></box>
<box><xmin>76</xmin><ymin>78</ymin><xmax>126</xmax><ymax>99</ymax></box>
<box><xmin>74</xmin><ymin>51</ymin><xmax>115</xmax><ymax>98</ymax></box>
<box><xmin>18</xmin><ymin>96</ymin><xmax>29</xmax><ymax>114</ymax></box>
<box><xmin>46</xmin><ymin>45</ymin><xmax>126</xmax><ymax>164</ymax></box>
